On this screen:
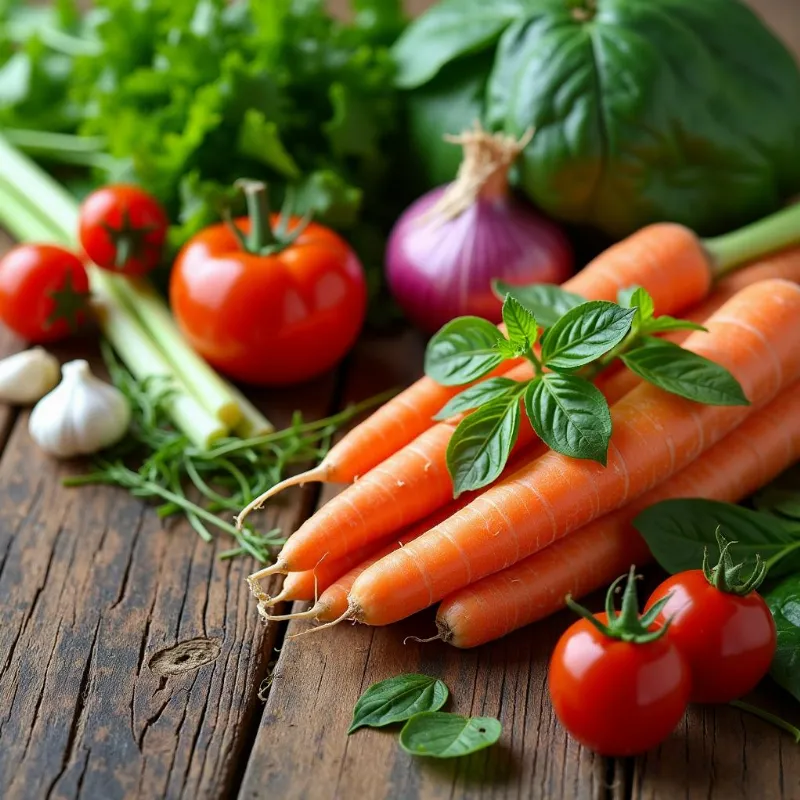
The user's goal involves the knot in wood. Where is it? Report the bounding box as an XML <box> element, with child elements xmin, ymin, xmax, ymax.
<box><xmin>148</xmin><ymin>637</ymin><xmax>221</xmax><ymax>676</ymax></box>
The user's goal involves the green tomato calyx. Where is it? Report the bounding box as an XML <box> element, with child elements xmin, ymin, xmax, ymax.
<box><xmin>225</xmin><ymin>179</ymin><xmax>311</xmax><ymax>257</ymax></box>
<box><xmin>703</xmin><ymin>526</ymin><xmax>767</xmax><ymax>596</ymax></box>
<box><xmin>566</xmin><ymin>564</ymin><xmax>670</xmax><ymax>644</ymax></box>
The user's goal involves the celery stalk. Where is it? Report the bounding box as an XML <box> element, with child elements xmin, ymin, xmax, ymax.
<box><xmin>227</xmin><ymin>384</ymin><xmax>275</xmax><ymax>437</ymax></box>
<box><xmin>93</xmin><ymin>276</ymin><xmax>227</xmax><ymax>449</ymax></box>
<box><xmin>124</xmin><ymin>279</ymin><xmax>243</xmax><ymax>428</ymax></box>
<box><xmin>0</xmin><ymin>133</ymin><xmax>273</xmax><ymax>442</ymax></box>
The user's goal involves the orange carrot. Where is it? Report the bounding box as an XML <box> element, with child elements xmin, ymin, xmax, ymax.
<box><xmin>238</xmin><ymin>212</ymin><xmax>800</xmax><ymax>515</ymax></box>
<box><xmin>342</xmin><ymin>280</ymin><xmax>800</xmax><ymax>627</ymax></box>
<box><xmin>436</xmin><ymin>382</ymin><xmax>800</xmax><ymax>648</ymax></box>
<box><xmin>602</xmin><ymin>245</ymin><xmax>800</xmax><ymax>402</ymax></box>
<box><xmin>249</xmin><ymin>538</ymin><xmax>397</xmax><ymax>607</ymax></box>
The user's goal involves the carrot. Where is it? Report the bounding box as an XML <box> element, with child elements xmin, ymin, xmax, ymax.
<box><xmin>341</xmin><ymin>280</ymin><xmax>800</xmax><ymax>627</ymax></box>
<box><xmin>237</xmin><ymin>207</ymin><xmax>800</xmax><ymax>516</ymax></box>
<box><xmin>248</xmin><ymin>538</ymin><xmax>396</xmax><ymax>608</ymax></box>
<box><xmin>436</xmin><ymin>381</ymin><xmax>800</xmax><ymax>648</ymax></box>
<box><xmin>602</xmin><ymin>245</ymin><xmax>800</xmax><ymax>402</ymax></box>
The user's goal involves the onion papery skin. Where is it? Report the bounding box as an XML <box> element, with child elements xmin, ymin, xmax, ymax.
<box><xmin>386</xmin><ymin>185</ymin><xmax>573</xmax><ymax>334</ymax></box>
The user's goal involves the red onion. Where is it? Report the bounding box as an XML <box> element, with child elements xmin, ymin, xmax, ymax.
<box><xmin>386</xmin><ymin>124</ymin><xmax>573</xmax><ymax>333</ymax></box>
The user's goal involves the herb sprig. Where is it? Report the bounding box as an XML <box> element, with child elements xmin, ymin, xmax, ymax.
<box><xmin>425</xmin><ymin>283</ymin><xmax>748</xmax><ymax>496</ymax></box>
<box><xmin>64</xmin><ymin>342</ymin><xmax>393</xmax><ymax>563</ymax></box>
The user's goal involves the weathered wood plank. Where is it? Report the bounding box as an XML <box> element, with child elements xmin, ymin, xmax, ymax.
<box><xmin>0</xmin><ymin>322</ymin><xmax>338</xmax><ymax>800</ymax></box>
<box><xmin>239</xmin><ymin>333</ymin><xmax>613</xmax><ymax>800</ymax></box>
<box><xmin>631</xmin><ymin>690</ymin><xmax>800</xmax><ymax>800</ymax></box>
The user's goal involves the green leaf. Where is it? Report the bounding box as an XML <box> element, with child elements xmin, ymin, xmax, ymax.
<box><xmin>501</xmin><ymin>294</ymin><xmax>538</xmax><ymax>351</ymax></box>
<box><xmin>621</xmin><ymin>339</ymin><xmax>749</xmax><ymax>406</ymax></box>
<box><xmin>754</xmin><ymin>489</ymin><xmax>800</xmax><ymax>522</ymax></box>
<box><xmin>620</xmin><ymin>286</ymin><xmax>654</xmax><ymax>322</ymax></box>
<box><xmin>391</xmin><ymin>0</ymin><xmax>522</xmax><ymax>89</ymax></box>
<box><xmin>425</xmin><ymin>317</ymin><xmax>505</xmax><ymax>387</ymax></box>
<box><xmin>541</xmin><ymin>301</ymin><xmax>635</xmax><ymax>370</ymax></box>
<box><xmin>446</xmin><ymin>392</ymin><xmax>522</xmax><ymax>496</ymax></box>
<box><xmin>237</xmin><ymin>109</ymin><xmax>301</xmax><ymax>179</ymax></box>
<box><xmin>633</xmin><ymin>499</ymin><xmax>800</xmax><ymax>578</ymax></box>
<box><xmin>641</xmin><ymin>317</ymin><xmax>707</xmax><ymax>336</ymax></box>
<box><xmin>349</xmin><ymin>674</ymin><xmax>449</xmax><ymax>734</ymax></box>
<box><xmin>399</xmin><ymin>712</ymin><xmax>502</xmax><ymax>758</ymax></box>
<box><xmin>492</xmin><ymin>281</ymin><xmax>584</xmax><ymax>328</ymax></box>
<box><xmin>433</xmin><ymin>377</ymin><xmax>519</xmax><ymax>421</ymax></box>
<box><xmin>495</xmin><ymin>337</ymin><xmax>525</xmax><ymax>359</ymax></box>
<box><xmin>525</xmin><ymin>374</ymin><xmax>611</xmax><ymax>464</ymax></box>
<box><xmin>766</xmin><ymin>576</ymin><xmax>800</xmax><ymax>704</ymax></box>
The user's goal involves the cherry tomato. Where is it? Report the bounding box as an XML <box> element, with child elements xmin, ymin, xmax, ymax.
<box><xmin>78</xmin><ymin>184</ymin><xmax>169</xmax><ymax>276</ymax></box>
<box><xmin>0</xmin><ymin>244</ymin><xmax>90</xmax><ymax>343</ymax></box>
<box><xmin>170</xmin><ymin>211</ymin><xmax>367</xmax><ymax>386</ymax></box>
<box><xmin>548</xmin><ymin>611</ymin><xmax>691</xmax><ymax>756</ymax></box>
<box><xmin>645</xmin><ymin>570</ymin><xmax>776</xmax><ymax>703</ymax></box>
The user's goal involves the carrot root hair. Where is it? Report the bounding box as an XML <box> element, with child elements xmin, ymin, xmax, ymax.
<box><xmin>247</xmin><ymin>560</ymin><xmax>290</xmax><ymax>589</ymax></box>
<box><xmin>262</xmin><ymin>602</ymin><xmax>326</xmax><ymax>622</ymax></box>
<box><xmin>235</xmin><ymin>463</ymin><xmax>331</xmax><ymax>529</ymax></box>
<box><xmin>403</xmin><ymin>633</ymin><xmax>442</xmax><ymax>645</ymax></box>
<box><xmin>286</xmin><ymin>607</ymin><xmax>355</xmax><ymax>639</ymax></box>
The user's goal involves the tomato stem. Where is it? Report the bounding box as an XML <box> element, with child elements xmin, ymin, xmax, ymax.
<box><xmin>702</xmin><ymin>526</ymin><xmax>767</xmax><ymax>595</ymax></box>
<box><xmin>565</xmin><ymin>565</ymin><xmax>671</xmax><ymax>644</ymax></box>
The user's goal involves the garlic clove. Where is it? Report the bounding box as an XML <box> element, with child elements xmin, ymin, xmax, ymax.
<box><xmin>0</xmin><ymin>347</ymin><xmax>60</xmax><ymax>405</ymax></box>
<box><xmin>29</xmin><ymin>358</ymin><xmax>132</xmax><ymax>459</ymax></box>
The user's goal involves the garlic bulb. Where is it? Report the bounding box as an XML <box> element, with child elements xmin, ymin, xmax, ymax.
<box><xmin>29</xmin><ymin>359</ymin><xmax>132</xmax><ymax>458</ymax></box>
<box><xmin>0</xmin><ymin>347</ymin><xmax>60</xmax><ymax>405</ymax></box>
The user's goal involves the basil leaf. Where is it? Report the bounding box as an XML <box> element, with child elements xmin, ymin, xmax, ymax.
<box><xmin>525</xmin><ymin>374</ymin><xmax>611</xmax><ymax>464</ymax></box>
<box><xmin>425</xmin><ymin>317</ymin><xmax>504</xmax><ymax>386</ymax></box>
<box><xmin>501</xmin><ymin>294</ymin><xmax>538</xmax><ymax>350</ymax></box>
<box><xmin>392</xmin><ymin>0</ymin><xmax>520</xmax><ymax>89</ymax></box>
<box><xmin>349</xmin><ymin>674</ymin><xmax>449</xmax><ymax>734</ymax></box>
<box><xmin>492</xmin><ymin>280</ymin><xmax>584</xmax><ymax>328</ymax></box>
<box><xmin>766</xmin><ymin>576</ymin><xmax>800</xmax><ymax>704</ymax></box>
<box><xmin>754</xmin><ymin>489</ymin><xmax>800</xmax><ymax>522</ymax></box>
<box><xmin>621</xmin><ymin>339</ymin><xmax>749</xmax><ymax>406</ymax></box>
<box><xmin>620</xmin><ymin>286</ymin><xmax>655</xmax><ymax>322</ymax></box>
<box><xmin>541</xmin><ymin>301</ymin><xmax>635</xmax><ymax>370</ymax></box>
<box><xmin>642</xmin><ymin>316</ymin><xmax>707</xmax><ymax>335</ymax></box>
<box><xmin>634</xmin><ymin>499</ymin><xmax>800</xmax><ymax>577</ymax></box>
<box><xmin>495</xmin><ymin>336</ymin><xmax>526</xmax><ymax>359</ymax></box>
<box><xmin>399</xmin><ymin>712</ymin><xmax>502</xmax><ymax>758</ymax></box>
<box><xmin>446</xmin><ymin>392</ymin><xmax>522</xmax><ymax>496</ymax></box>
<box><xmin>433</xmin><ymin>377</ymin><xmax>519</xmax><ymax>421</ymax></box>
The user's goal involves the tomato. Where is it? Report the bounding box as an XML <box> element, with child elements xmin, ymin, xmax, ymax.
<box><xmin>169</xmin><ymin>183</ymin><xmax>366</xmax><ymax>386</ymax></box>
<box><xmin>0</xmin><ymin>244</ymin><xmax>90</xmax><ymax>343</ymax></box>
<box><xmin>78</xmin><ymin>184</ymin><xmax>169</xmax><ymax>276</ymax></box>
<box><xmin>645</xmin><ymin>569</ymin><xmax>776</xmax><ymax>704</ymax></box>
<box><xmin>548</xmin><ymin>611</ymin><xmax>691</xmax><ymax>756</ymax></box>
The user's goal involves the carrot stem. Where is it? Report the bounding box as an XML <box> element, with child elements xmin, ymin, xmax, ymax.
<box><xmin>704</xmin><ymin>203</ymin><xmax>800</xmax><ymax>276</ymax></box>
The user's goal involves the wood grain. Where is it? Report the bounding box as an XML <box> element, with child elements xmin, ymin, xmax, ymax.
<box><xmin>0</xmin><ymin>324</ymin><xmax>338</xmax><ymax>799</ymax></box>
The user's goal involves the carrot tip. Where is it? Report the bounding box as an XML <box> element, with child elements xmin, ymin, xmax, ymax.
<box><xmin>235</xmin><ymin>463</ymin><xmax>331</xmax><ymax>529</ymax></box>
<box><xmin>262</xmin><ymin>602</ymin><xmax>326</xmax><ymax>623</ymax></box>
<box><xmin>403</xmin><ymin>633</ymin><xmax>441</xmax><ymax>645</ymax></box>
<box><xmin>247</xmin><ymin>562</ymin><xmax>290</xmax><ymax>597</ymax></box>
<box><xmin>286</xmin><ymin>607</ymin><xmax>354</xmax><ymax>640</ymax></box>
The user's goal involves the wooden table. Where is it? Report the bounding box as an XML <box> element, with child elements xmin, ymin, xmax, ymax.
<box><xmin>3</xmin><ymin>1</ymin><xmax>800</xmax><ymax>797</ymax></box>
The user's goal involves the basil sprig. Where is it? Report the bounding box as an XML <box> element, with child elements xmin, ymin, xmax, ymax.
<box><xmin>349</xmin><ymin>672</ymin><xmax>503</xmax><ymax>760</ymax></box>
<box><xmin>425</xmin><ymin>284</ymin><xmax>749</xmax><ymax>496</ymax></box>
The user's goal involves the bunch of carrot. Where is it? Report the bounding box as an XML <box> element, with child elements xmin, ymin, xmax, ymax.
<box><xmin>242</xmin><ymin>220</ymin><xmax>800</xmax><ymax>648</ymax></box>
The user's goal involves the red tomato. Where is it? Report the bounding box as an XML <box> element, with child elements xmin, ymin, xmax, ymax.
<box><xmin>0</xmin><ymin>244</ymin><xmax>90</xmax><ymax>343</ymax></box>
<box><xmin>548</xmin><ymin>612</ymin><xmax>691</xmax><ymax>756</ymax></box>
<box><xmin>169</xmin><ymin>215</ymin><xmax>367</xmax><ymax>386</ymax></box>
<box><xmin>79</xmin><ymin>184</ymin><xmax>169</xmax><ymax>276</ymax></box>
<box><xmin>645</xmin><ymin>570</ymin><xmax>776</xmax><ymax>704</ymax></box>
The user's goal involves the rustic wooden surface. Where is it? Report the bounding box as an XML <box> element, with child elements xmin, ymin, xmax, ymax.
<box><xmin>2</xmin><ymin>1</ymin><xmax>800</xmax><ymax>798</ymax></box>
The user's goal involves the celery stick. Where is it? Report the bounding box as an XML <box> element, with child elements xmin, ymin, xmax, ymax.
<box><xmin>227</xmin><ymin>383</ymin><xmax>275</xmax><ymax>437</ymax></box>
<box><xmin>123</xmin><ymin>278</ymin><xmax>244</xmax><ymax>428</ymax></box>
<box><xmin>93</xmin><ymin>276</ymin><xmax>227</xmax><ymax>449</ymax></box>
<box><xmin>0</xmin><ymin>175</ymin><xmax>61</xmax><ymax>242</ymax></box>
